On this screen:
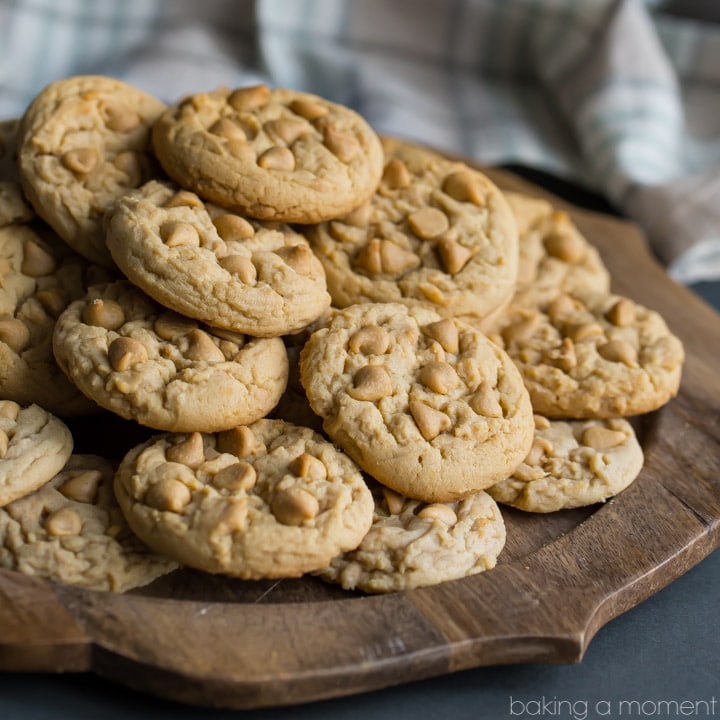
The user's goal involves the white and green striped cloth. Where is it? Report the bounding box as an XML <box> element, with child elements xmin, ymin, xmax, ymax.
<box><xmin>1</xmin><ymin>0</ymin><xmax>719</xmax><ymax>283</ymax></box>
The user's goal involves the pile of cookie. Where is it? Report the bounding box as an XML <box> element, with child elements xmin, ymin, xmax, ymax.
<box><xmin>0</xmin><ymin>75</ymin><xmax>684</xmax><ymax>594</ymax></box>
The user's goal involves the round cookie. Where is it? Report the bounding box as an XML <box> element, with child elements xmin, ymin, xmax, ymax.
<box><xmin>488</xmin><ymin>415</ymin><xmax>644</xmax><ymax>512</ymax></box>
<box><xmin>307</xmin><ymin>137</ymin><xmax>519</xmax><ymax>323</ymax></box>
<box><xmin>315</xmin><ymin>480</ymin><xmax>506</xmax><ymax>593</ymax></box>
<box><xmin>299</xmin><ymin>302</ymin><xmax>535</xmax><ymax>502</ymax></box>
<box><xmin>486</xmin><ymin>290</ymin><xmax>685</xmax><ymax>418</ymax></box>
<box><xmin>52</xmin><ymin>280</ymin><xmax>289</xmax><ymax>432</ymax></box>
<box><xmin>114</xmin><ymin>419</ymin><xmax>374</xmax><ymax>578</ymax></box>
<box><xmin>17</xmin><ymin>75</ymin><xmax>166</xmax><ymax>266</ymax></box>
<box><xmin>0</xmin><ymin>454</ymin><xmax>178</xmax><ymax>591</ymax></box>
<box><xmin>504</xmin><ymin>191</ymin><xmax>610</xmax><ymax>305</ymax></box>
<box><xmin>106</xmin><ymin>180</ymin><xmax>331</xmax><ymax>337</ymax></box>
<box><xmin>0</xmin><ymin>401</ymin><xmax>73</xmax><ymax>507</ymax></box>
<box><xmin>151</xmin><ymin>84</ymin><xmax>384</xmax><ymax>223</ymax></box>
<box><xmin>0</xmin><ymin>222</ymin><xmax>108</xmax><ymax>415</ymax></box>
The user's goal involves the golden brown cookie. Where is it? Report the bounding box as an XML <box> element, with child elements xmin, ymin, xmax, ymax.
<box><xmin>152</xmin><ymin>84</ymin><xmax>384</xmax><ymax>223</ymax></box>
<box><xmin>114</xmin><ymin>420</ymin><xmax>374</xmax><ymax>578</ymax></box>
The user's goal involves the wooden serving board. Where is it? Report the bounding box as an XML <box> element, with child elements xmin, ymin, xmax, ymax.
<box><xmin>1</xmin><ymin>165</ymin><xmax>719</xmax><ymax>710</ymax></box>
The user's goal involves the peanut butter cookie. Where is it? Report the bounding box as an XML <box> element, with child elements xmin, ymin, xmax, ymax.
<box><xmin>151</xmin><ymin>84</ymin><xmax>384</xmax><ymax>223</ymax></box>
<box><xmin>315</xmin><ymin>480</ymin><xmax>505</xmax><ymax>593</ymax></box>
<box><xmin>0</xmin><ymin>454</ymin><xmax>178</xmax><ymax>591</ymax></box>
<box><xmin>17</xmin><ymin>75</ymin><xmax>165</xmax><ymax>266</ymax></box>
<box><xmin>307</xmin><ymin>138</ymin><xmax>519</xmax><ymax>323</ymax></box>
<box><xmin>299</xmin><ymin>302</ymin><xmax>534</xmax><ymax>502</ymax></box>
<box><xmin>106</xmin><ymin>180</ymin><xmax>331</xmax><ymax>337</ymax></box>
<box><xmin>486</xmin><ymin>291</ymin><xmax>685</xmax><ymax>417</ymax></box>
<box><xmin>0</xmin><ymin>222</ymin><xmax>107</xmax><ymax>415</ymax></box>
<box><xmin>114</xmin><ymin>419</ymin><xmax>374</xmax><ymax>578</ymax></box>
<box><xmin>52</xmin><ymin>280</ymin><xmax>289</xmax><ymax>432</ymax></box>
<box><xmin>488</xmin><ymin>415</ymin><xmax>644</xmax><ymax>512</ymax></box>
<box><xmin>0</xmin><ymin>401</ymin><xmax>73</xmax><ymax>507</ymax></box>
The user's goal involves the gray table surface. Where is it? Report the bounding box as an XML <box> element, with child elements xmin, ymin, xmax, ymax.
<box><xmin>1</xmin><ymin>187</ymin><xmax>718</xmax><ymax>719</ymax></box>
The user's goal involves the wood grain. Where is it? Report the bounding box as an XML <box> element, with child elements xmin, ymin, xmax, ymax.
<box><xmin>1</xmin><ymin>165</ymin><xmax>718</xmax><ymax>709</ymax></box>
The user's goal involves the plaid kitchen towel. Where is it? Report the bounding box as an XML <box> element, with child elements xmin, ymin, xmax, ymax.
<box><xmin>1</xmin><ymin>0</ymin><xmax>719</xmax><ymax>283</ymax></box>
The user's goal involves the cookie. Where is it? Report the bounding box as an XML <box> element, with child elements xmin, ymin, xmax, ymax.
<box><xmin>315</xmin><ymin>480</ymin><xmax>506</xmax><ymax>593</ymax></box>
<box><xmin>488</xmin><ymin>415</ymin><xmax>644</xmax><ymax>512</ymax></box>
<box><xmin>114</xmin><ymin>419</ymin><xmax>374</xmax><ymax>578</ymax></box>
<box><xmin>151</xmin><ymin>84</ymin><xmax>384</xmax><ymax>223</ymax></box>
<box><xmin>0</xmin><ymin>401</ymin><xmax>73</xmax><ymax>507</ymax></box>
<box><xmin>0</xmin><ymin>222</ymin><xmax>107</xmax><ymax>415</ymax></box>
<box><xmin>299</xmin><ymin>302</ymin><xmax>534</xmax><ymax>502</ymax></box>
<box><xmin>52</xmin><ymin>280</ymin><xmax>289</xmax><ymax>432</ymax></box>
<box><xmin>504</xmin><ymin>191</ymin><xmax>610</xmax><ymax>305</ymax></box>
<box><xmin>486</xmin><ymin>291</ymin><xmax>685</xmax><ymax>417</ymax></box>
<box><xmin>17</xmin><ymin>75</ymin><xmax>166</xmax><ymax>266</ymax></box>
<box><xmin>306</xmin><ymin>137</ymin><xmax>519</xmax><ymax>323</ymax></box>
<box><xmin>0</xmin><ymin>454</ymin><xmax>178</xmax><ymax>591</ymax></box>
<box><xmin>105</xmin><ymin>180</ymin><xmax>331</xmax><ymax>337</ymax></box>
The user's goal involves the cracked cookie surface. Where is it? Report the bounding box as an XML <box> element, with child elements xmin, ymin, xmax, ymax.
<box><xmin>106</xmin><ymin>180</ymin><xmax>331</xmax><ymax>337</ymax></box>
<box><xmin>315</xmin><ymin>480</ymin><xmax>506</xmax><ymax>593</ymax></box>
<box><xmin>18</xmin><ymin>75</ymin><xmax>165</xmax><ymax>266</ymax></box>
<box><xmin>488</xmin><ymin>415</ymin><xmax>644</xmax><ymax>512</ymax></box>
<box><xmin>52</xmin><ymin>280</ymin><xmax>289</xmax><ymax>432</ymax></box>
<box><xmin>307</xmin><ymin>138</ymin><xmax>519</xmax><ymax>323</ymax></box>
<box><xmin>114</xmin><ymin>419</ymin><xmax>374</xmax><ymax>578</ymax></box>
<box><xmin>152</xmin><ymin>84</ymin><xmax>384</xmax><ymax>223</ymax></box>
<box><xmin>0</xmin><ymin>454</ymin><xmax>178</xmax><ymax>591</ymax></box>
<box><xmin>299</xmin><ymin>302</ymin><xmax>534</xmax><ymax>502</ymax></box>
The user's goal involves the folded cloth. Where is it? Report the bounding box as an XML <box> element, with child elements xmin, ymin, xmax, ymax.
<box><xmin>1</xmin><ymin>0</ymin><xmax>718</xmax><ymax>283</ymax></box>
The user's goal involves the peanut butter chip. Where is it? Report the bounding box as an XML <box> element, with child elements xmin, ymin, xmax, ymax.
<box><xmin>61</xmin><ymin>147</ymin><xmax>99</xmax><ymax>175</ymax></box>
<box><xmin>380</xmin><ymin>241</ymin><xmax>421</xmax><ymax>274</ymax></box>
<box><xmin>58</xmin><ymin>470</ymin><xmax>102</xmax><ymax>504</ymax></box>
<box><xmin>437</xmin><ymin>236</ymin><xmax>473</xmax><ymax>274</ymax></box>
<box><xmin>112</xmin><ymin>151</ymin><xmax>142</xmax><ymax>185</ymax></box>
<box><xmin>469</xmin><ymin>380</ymin><xmax>503</xmax><ymax>417</ymax></box>
<box><xmin>565</xmin><ymin>321</ymin><xmax>604</xmax><ymax>343</ymax></box>
<box><xmin>548</xmin><ymin>294</ymin><xmax>579</xmax><ymax>322</ymax></box>
<box><xmin>290</xmin><ymin>452</ymin><xmax>327</xmax><ymax>481</ymax></box>
<box><xmin>598</xmin><ymin>339</ymin><xmax>639</xmax><ymax>367</ymax></box>
<box><xmin>525</xmin><ymin>437</ymin><xmax>553</xmax><ymax>466</ymax></box>
<box><xmin>323</xmin><ymin>126</ymin><xmax>359</xmax><ymax>163</ymax></box>
<box><xmin>276</xmin><ymin>244</ymin><xmax>314</xmax><ymax>274</ymax></box>
<box><xmin>419</xmin><ymin>361</ymin><xmax>459</xmax><ymax>394</ymax></box>
<box><xmin>605</xmin><ymin>298</ymin><xmax>636</xmax><ymax>326</ymax></box>
<box><xmin>502</xmin><ymin>313</ymin><xmax>541</xmax><ymax>344</ymax></box>
<box><xmin>213</xmin><ymin>213</ymin><xmax>255</xmax><ymax>241</ymax></box>
<box><xmin>264</xmin><ymin>118</ymin><xmax>312</xmax><ymax>145</ymax></box>
<box><xmin>409</xmin><ymin>401</ymin><xmax>451</xmax><ymax>441</ymax></box>
<box><xmin>108</xmin><ymin>336</ymin><xmax>148</xmax><ymax>372</ymax></box>
<box><xmin>82</xmin><ymin>298</ymin><xmax>125</xmax><ymax>330</ymax></box>
<box><xmin>154</xmin><ymin>312</ymin><xmax>197</xmax><ymax>340</ymax></box>
<box><xmin>417</xmin><ymin>503</ymin><xmax>457</xmax><ymax>526</ymax></box>
<box><xmin>219</xmin><ymin>255</ymin><xmax>257</xmax><ymax>284</ymax></box>
<box><xmin>342</xmin><ymin>204</ymin><xmax>372</xmax><ymax>227</ymax></box>
<box><xmin>348</xmin><ymin>365</ymin><xmax>393</xmax><ymax>401</ymax></box>
<box><xmin>382</xmin><ymin>487</ymin><xmax>406</xmax><ymax>515</ymax></box>
<box><xmin>0</xmin><ymin>400</ymin><xmax>20</xmax><ymax>420</ymax></box>
<box><xmin>228</xmin><ymin>84</ymin><xmax>270</xmax><ymax>112</ymax></box>
<box><xmin>215</xmin><ymin>500</ymin><xmax>248</xmax><ymax>533</ymax></box>
<box><xmin>217</xmin><ymin>426</ymin><xmax>266</xmax><ymax>458</ymax></box>
<box><xmin>271</xmin><ymin>486</ymin><xmax>319</xmax><ymax>526</ymax></box>
<box><xmin>0</xmin><ymin>429</ymin><xmax>8</xmax><ymax>459</ymax></box>
<box><xmin>212</xmin><ymin>462</ymin><xmax>257</xmax><ymax>491</ymax></box>
<box><xmin>257</xmin><ymin>145</ymin><xmax>295</xmax><ymax>171</ymax></box>
<box><xmin>164</xmin><ymin>190</ymin><xmax>204</xmax><ymax>209</ymax></box>
<box><xmin>21</xmin><ymin>239</ymin><xmax>56</xmax><ymax>277</ymax></box>
<box><xmin>382</xmin><ymin>158</ymin><xmax>411</xmax><ymax>189</ymax></box>
<box><xmin>100</xmin><ymin>103</ymin><xmax>141</xmax><ymax>132</ymax></box>
<box><xmin>423</xmin><ymin>319</ymin><xmax>459</xmax><ymax>354</ymax></box>
<box><xmin>145</xmin><ymin>477</ymin><xmax>192</xmax><ymax>513</ymax></box>
<box><xmin>544</xmin><ymin>231</ymin><xmax>585</xmax><ymax>263</ymax></box>
<box><xmin>209</xmin><ymin>117</ymin><xmax>247</xmax><ymax>142</ymax></box>
<box><xmin>0</xmin><ymin>317</ymin><xmax>30</xmax><ymax>353</ymax></box>
<box><xmin>45</xmin><ymin>508</ymin><xmax>82</xmax><ymax>536</ymax></box>
<box><xmin>582</xmin><ymin>425</ymin><xmax>627</xmax><ymax>450</ymax></box>
<box><xmin>408</xmin><ymin>207</ymin><xmax>450</xmax><ymax>240</ymax></box>
<box><xmin>166</xmin><ymin>432</ymin><xmax>205</xmax><ymax>468</ymax></box>
<box><xmin>348</xmin><ymin>325</ymin><xmax>390</xmax><ymax>355</ymax></box>
<box><xmin>542</xmin><ymin>337</ymin><xmax>577</xmax><ymax>372</ymax></box>
<box><xmin>534</xmin><ymin>414</ymin><xmax>551</xmax><ymax>430</ymax></box>
<box><xmin>289</xmin><ymin>98</ymin><xmax>328</xmax><ymax>120</ymax></box>
<box><xmin>442</xmin><ymin>170</ymin><xmax>485</xmax><ymax>205</ymax></box>
<box><xmin>160</xmin><ymin>221</ymin><xmax>200</xmax><ymax>248</ymax></box>
<box><xmin>185</xmin><ymin>328</ymin><xmax>225</xmax><ymax>363</ymax></box>
<box><xmin>36</xmin><ymin>288</ymin><xmax>67</xmax><ymax>318</ymax></box>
